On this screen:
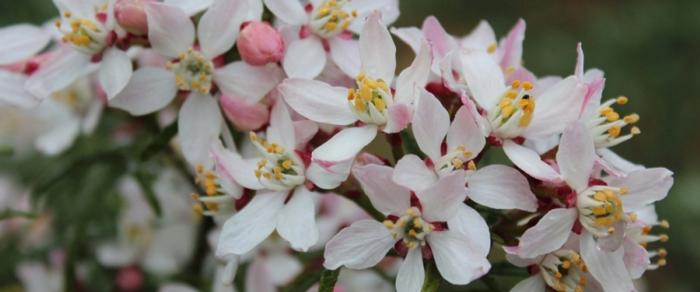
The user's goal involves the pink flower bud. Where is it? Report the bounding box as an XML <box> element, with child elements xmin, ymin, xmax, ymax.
<box><xmin>236</xmin><ymin>21</ymin><xmax>285</xmax><ymax>66</ymax></box>
<box><xmin>220</xmin><ymin>94</ymin><xmax>270</xmax><ymax>131</ymax></box>
<box><xmin>114</xmin><ymin>0</ymin><xmax>153</xmax><ymax>35</ymax></box>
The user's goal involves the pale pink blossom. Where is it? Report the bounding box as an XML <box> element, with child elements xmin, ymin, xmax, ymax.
<box><xmin>264</xmin><ymin>0</ymin><xmax>398</xmax><ymax>78</ymax></box>
<box><xmin>324</xmin><ymin>159</ymin><xmax>491</xmax><ymax>291</ymax></box>
<box><xmin>237</xmin><ymin>21</ymin><xmax>285</xmax><ymax>66</ymax></box>
<box><xmin>279</xmin><ymin>12</ymin><xmax>432</xmax><ymax>189</ymax></box>
<box><xmin>115</xmin><ymin>0</ymin><xmax>154</xmax><ymax>35</ymax></box>
<box><xmin>0</xmin><ymin>23</ymin><xmax>52</xmax><ymax>108</ymax></box>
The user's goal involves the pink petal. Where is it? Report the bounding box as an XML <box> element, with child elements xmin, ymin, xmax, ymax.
<box><xmin>262</xmin><ymin>0</ymin><xmax>307</xmax><ymax>26</ymax></box>
<box><xmin>0</xmin><ymin>24</ymin><xmax>51</xmax><ymax>65</ymax></box>
<box><xmin>382</xmin><ymin>102</ymin><xmax>413</xmax><ymax>134</ymax></box>
<box><xmin>328</xmin><ymin>37</ymin><xmax>361</xmax><ymax>78</ymax></box>
<box><xmin>502</xmin><ymin>140</ymin><xmax>562</xmax><ymax>183</ymax></box>
<box><xmin>517</xmin><ymin>208</ymin><xmax>577</xmax><ymax>258</ymax></box>
<box><xmin>609</xmin><ymin>168</ymin><xmax>673</xmax><ymax>211</ymax></box>
<box><xmin>396</xmin><ymin>248</ymin><xmax>424</xmax><ymax>292</ymax></box>
<box><xmin>219</xmin><ymin>94</ymin><xmax>269</xmax><ymax>131</ymax></box>
<box><xmin>109</xmin><ymin>67</ymin><xmax>177</xmax><ymax>115</ymax></box>
<box><xmin>352</xmin><ymin>163</ymin><xmax>411</xmax><ymax>215</ymax></box>
<box><xmin>279</xmin><ymin>78</ymin><xmax>356</xmax><ymax>125</ymax></box>
<box><xmin>510</xmin><ymin>275</ymin><xmax>546</xmax><ymax>292</ymax></box>
<box><xmin>623</xmin><ymin>238</ymin><xmax>650</xmax><ymax>279</ymax></box>
<box><xmin>283</xmin><ymin>37</ymin><xmax>326</xmax><ymax>79</ymax></box>
<box><xmin>359</xmin><ymin>11</ymin><xmax>396</xmax><ymax>83</ymax></box>
<box><xmin>178</xmin><ymin>93</ymin><xmax>222</xmax><ymax>169</ymax></box>
<box><xmin>428</xmin><ymin>230</ymin><xmax>491</xmax><ymax>285</ymax></box>
<box><xmin>198</xmin><ymin>0</ymin><xmax>249</xmax><ymax>59</ymax></box>
<box><xmin>457</xmin><ymin>51</ymin><xmax>506</xmax><ymax>110</ymax></box>
<box><xmin>468</xmin><ymin>165</ymin><xmax>538</xmax><ymax>212</ymax></box>
<box><xmin>580</xmin><ymin>231</ymin><xmax>636</xmax><ymax>292</ymax></box>
<box><xmin>498</xmin><ymin>19</ymin><xmax>525</xmax><ymax>71</ymax></box>
<box><xmin>446</xmin><ymin>106</ymin><xmax>486</xmax><ymax>158</ymax></box>
<box><xmin>214</xmin><ymin>61</ymin><xmax>284</xmax><ymax>104</ymax></box>
<box><xmin>556</xmin><ymin>121</ymin><xmax>595</xmax><ymax>192</ymax></box>
<box><xmin>323</xmin><ymin>220</ymin><xmax>395</xmax><ymax>270</ymax></box>
<box><xmin>392</xmin><ymin>154</ymin><xmax>437</xmax><ymax>193</ymax></box>
<box><xmin>447</xmin><ymin>205</ymin><xmax>491</xmax><ymax>257</ymax></box>
<box><xmin>394</xmin><ymin>41</ymin><xmax>432</xmax><ymax>104</ymax></box>
<box><xmin>276</xmin><ymin>187</ymin><xmax>319</xmax><ymax>251</ymax></box>
<box><xmin>422</xmin><ymin>16</ymin><xmax>455</xmax><ymax>58</ymax></box>
<box><xmin>308</xmin><ymin>126</ymin><xmax>378</xmax><ymax>189</ymax></box>
<box><xmin>523</xmin><ymin>76</ymin><xmax>587</xmax><ymax>138</ymax></box>
<box><xmin>416</xmin><ymin>170</ymin><xmax>467</xmax><ymax>222</ymax></box>
<box><xmin>412</xmin><ymin>89</ymin><xmax>449</xmax><ymax>162</ymax></box>
<box><xmin>266</xmin><ymin>100</ymin><xmax>296</xmax><ymax>150</ymax></box>
<box><xmin>99</xmin><ymin>48</ymin><xmax>133</xmax><ymax>100</ymax></box>
<box><xmin>145</xmin><ymin>2</ymin><xmax>195</xmax><ymax>58</ymax></box>
<box><xmin>216</xmin><ymin>191</ymin><xmax>285</xmax><ymax>256</ymax></box>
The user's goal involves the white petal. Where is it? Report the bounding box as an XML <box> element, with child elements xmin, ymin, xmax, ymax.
<box><xmin>390</xmin><ymin>26</ymin><xmax>423</xmax><ymax>53</ymax></box>
<box><xmin>266</xmin><ymin>101</ymin><xmax>295</xmax><ymax>150</ymax></box>
<box><xmin>0</xmin><ymin>24</ymin><xmax>51</xmax><ymax>65</ymax></box>
<box><xmin>215</xmin><ymin>61</ymin><xmax>284</xmax><ymax>104</ymax></box>
<box><xmin>306</xmin><ymin>160</ymin><xmax>353</xmax><ymax>190</ymax></box>
<box><xmin>0</xmin><ymin>70</ymin><xmax>38</xmax><ymax>108</ymax></box>
<box><xmin>502</xmin><ymin>140</ymin><xmax>562</xmax><ymax>183</ymax></box>
<box><xmin>323</xmin><ymin>219</ymin><xmax>395</xmax><ymax>270</ymax></box>
<box><xmin>497</xmin><ymin>19</ymin><xmax>526</xmax><ymax>71</ymax></box>
<box><xmin>146</xmin><ymin>2</ymin><xmax>195</xmax><ymax>58</ymax></box>
<box><xmin>382</xmin><ymin>102</ymin><xmax>413</xmax><ymax>134</ymax></box>
<box><xmin>283</xmin><ymin>37</ymin><xmax>326</xmax><ymax>79</ymax></box>
<box><xmin>467</xmin><ymin>165</ymin><xmax>537</xmax><ymax>212</ymax></box>
<box><xmin>348</xmin><ymin>0</ymin><xmax>400</xmax><ymax>33</ymax></box>
<box><xmin>216</xmin><ymin>191</ymin><xmax>285</xmax><ymax>256</ymax></box>
<box><xmin>447</xmin><ymin>205</ymin><xmax>491</xmax><ymax>257</ymax></box>
<box><xmin>279</xmin><ymin>78</ymin><xmax>356</xmax><ymax>125</ymax></box>
<box><xmin>311</xmin><ymin>125</ymin><xmax>377</xmax><ymax>164</ymax></box>
<box><xmin>412</xmin><ymin>89</ymin><xmax>449</xmax><ymax>162</ymax></box>
<box><xmin>178</xmin><ymin>94</ymin><xmax>222</xmax><ymax>168</ymax></box>
<box><xmin>198</xmin><ymin>0</ymin><xmax>248</xmax><ymax>59</ymax></box>
<box><xmin>264</xmin><ymin>253</ymin><xmax>302</xmax><ymax>285</ymax></box>
<box><xmin>25</xmin><ymin>48</ymin><xmax>92</xmax><ymax>100</ymax></box>
<box><xmin>99</xmin><ymin>48</ymin><xmax>133</xmax><ymax>100</ymax></box>
<box><xmin>276</xmin><ymin>187</ymin><xmax>319</xmax><ymax>251</ymax></box>
<box><xmin>293</xmin><ymin>120</ymin><xmax>319</xmax><ymax>149</ymax></box>
<box><xmin>211</xmin><ymin>147</ymin><xmax>263</xmax><ymax>190</ymax></box>
<box><xmin>392</xmin><ymin>154</ymin><xmax>437</xmax><ymax>193</ymax></box>
<box><xmin>352</xmin><ymin>163</ymin><xmax>411</xmax><ymax>215</ymax></box>
<box><xmin>556</xmin><ymin>121</ymin><xmax>595</xmax><ymax>192</ymax></box>
<box><xmin>416</xmin><ymin>170</ymin><xmax>467</xmax><ymax>222</ymax></box>
<box><xmin>163</xmin><ymin>0</ymin><xmax>214</xmax><ymax>15</ymax></box>
<box><xmin>510</xmin><ymin>275</ymin><xmax>546</xmax><ymax>292</ymax></box>
<box><xmin>359</xmin><ymin>12</ymin><xmax>396</xmax><ymax>83</ymax></box>
<box><xmin>623</xmin><ymin>238</ymin><xmax>650</xmax><ymax>279</ymax></box>
<box><xmin>460</xmin><ymin>20</ymin><xmax>496</xmax><ymax>51</ymax></box>
<box><xmin>109</xmin><ymin>67</ymin><xmax>177</xmax><ymax>115</ymax></box>
<box><xmin>524</xmin><ymin>76</ymin><xmax>587</xmax><ymax>138</ymax></box>
<box><xmin>394</xmin><ymin>41</ymin><xmax>432</xmax><ymax>104</ymax></box>
<box><xmin>35</xmin><ymin>105</ymin><xmax>81</xmax><ymax>155</ymax></box>
<box><xmin>610</xmin><ymin>168</ymin><xmax>673</xmax><ymax>211</ymax></box>
<box><xmin>580</xmin><ymin>231</ymin><xmax>636</xmax><ymax>292</ymax></box>
<box><xmin>446</xmin><ymin>106</ymin><xmax>486</xmax><ymax>157</ymax></box>
<box><xmin>517</xmin><ymin>208</ymin><xmax>577</xmax><ymax>258</ymax></box>
<box><xmin>428</xmin><ymin>230</ymin><xmax>491</xmax><ymax>285</ymax></box>
<box><xmin>458</xmin><ymin>51</ymin><xmax>506</xmax><ymax>111</ymax></box>
<box><xmin>262</xmin><ymin>0</ymin><xmax>307</xmax><ymax>25</ymax></box>
<box><xmin>245</xmin><ymin>257</ymin><xmax>275</xmax><ymax>292</ymax></box>
<box><xmin>396</xmin><ymin>248</ymin><xmax>424</xmax><ymax>292</ymax></box>
<box><xmin>597</xmin><ymin>148</ymin><xmax>644</xmax><ymax>175</ymax></box>
<box><xmin>328</xmin><ymin>37</ymin><xmax>361</xmax><ymax>78</ymax></box>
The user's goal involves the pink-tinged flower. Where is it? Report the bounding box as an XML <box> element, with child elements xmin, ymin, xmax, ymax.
<box><xmin>324</xmin><ymin>160</ymin><xmax>491</xmax><ymax>291</ymax></box>
<box><xmin>237</xmin><ymin>21</ymin><xmax>285</xmax><ymax>66</ymax></box>
<box><xmin>574</xmin><ymin>44</ymin><xmax>644</xmax><ymax>176</ymax></box>
<box><xmin>406</xmin><ymin>89</ymin><xmax>538</xmax><ymax>211</ymax></box>
<box><xmin>393</xmin><ymin>17</ymin><xmax>531</xmax><ymax>82</ymax></box>
<box><xmin>25</xmin><ymin>0</ymin><xmax>136</xmax><ymax>101</ymax></box>
<box><xmin>114</xmin><ymin>0</ymin><xmax>154</xmax><ymax>35</ymax></box>
<box><xmin>214</xmin><ymin>101</ymin><xmax>322</xmax><ymax>255</ymax></box>
<box><xmin>263</xmin><ymin>0</ymin><xmax>398</xmax><ymax>79</ymax></box>
<box><xmin>622</xmin><ymin>205</ymin><xmax>669</xmax><ymax>279</ymax></box>
<box><xmin>0</xmin><ymin>24</ymin><xmax>52</xmax><ymax>108</ymax></box>
<box><xmin>279</xmin><ymin>12</ymin><xmax>432</xmax><ymax>189</ymax></box>
<box><xmin>109</xmin><ymin>0</ymin><xmax>283</xmax><ymax>168</ymax></box>
<box><xmin>505</xmin><ymin>233</ymin><xmax>599</xmax><ymax>292</ymax></box>
<box><xmin>511</xmin><ymin>121</ymin><xmax>672</xmax><ymax>292</ymax></box>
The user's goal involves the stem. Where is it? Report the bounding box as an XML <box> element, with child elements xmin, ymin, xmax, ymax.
<box><xmin>481</xmin><ymin>275</ymin><xmax>502</xmax><ymax>292</ymax></box>
<box><xmin>421</xmin><ymin>260</ymin><xmax>441</xmax><ymax>292</ymax></box>
<box><xmin>386</xmin><ymin>133</ymin><xmax>404</xmax><ymax>163</ymax></box>
<box><xmin>318</xmin><ymin>269</ymin><xmax>341</xmax><ymax>292</ymax></box>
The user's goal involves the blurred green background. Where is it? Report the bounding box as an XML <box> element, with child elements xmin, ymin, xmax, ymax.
<box><xmin>1</xmin><ymin>0</ymin><xmax>699</xmax><ymax>290</ymax></box>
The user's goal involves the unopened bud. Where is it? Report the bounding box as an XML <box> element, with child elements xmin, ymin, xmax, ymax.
<box><xmin>236</xmin><ymin>21</ymin><xmax>284</xmax><ymax>66</ymax></box>
<box><xmin>115</xmin><ymin>0</ymin><xmax>153</xmax><ymax>35</ymax></box>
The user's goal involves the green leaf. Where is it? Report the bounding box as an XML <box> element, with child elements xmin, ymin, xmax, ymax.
<box><xmin>133</xmin><ymin>171</ymin><xmax>162</xmax><ymax>218</ymax></box>
<box><xmin>318</xmin><ymin>269</ymin><xmax>340</xmax><ymax>292</ymax></box>
<box><xmin>0</xmin><ymin>208</ymin><xmax>36</xmax><ymax>220</ymax></box>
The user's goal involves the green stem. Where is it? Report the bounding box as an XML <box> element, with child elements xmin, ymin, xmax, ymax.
<box><xmin>318</xmin><ymin>269</ymin><xmax>341</xmax><ymax>292</ymax></box>
<box><xmin>421</xmin><ymin>260</ymin><xmax>441</xmax><ymax>292</ymax></box>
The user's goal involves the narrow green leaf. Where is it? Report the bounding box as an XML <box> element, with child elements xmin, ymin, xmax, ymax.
<box><xmin>139</xmin><ymin>122</ymin><xmax>178</xmax><ymax>161</ymax></box>
<box><xmin>133</xmin><ymin>171</ymin><xmax>162</xmax><ymax>217</ymax></box>
<box><xmin>421</xmin><ymin>260</ymin><xmax>441</xmax><ymax>292</ymax></box>
<box><xmin>318</xmin><ymin>269</ymin><xmax>340</xmax><ymax>292</ymax></box>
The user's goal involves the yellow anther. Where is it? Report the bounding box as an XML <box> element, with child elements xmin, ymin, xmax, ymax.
<box><xmin>467</xmin><ymin>160</ymin><xmax>477</xmax><ymax>171</ymax></box>
<box><xmin>660</xmin><ymin>219</ymin><xmax>670</xmax><ymax>229</ymax></box>
<box><xmin>262</xmin><ymin>172</ymin><xmax>271</xmax><ymax>179</ymax></box>
<box><xmin>383</xmin><ymin>220</ymin><xmax>394</xmax><ymax>229</ymax></box>
<box><xmin>592</xmin><ymin>206</ymin><xmax>607</xmax><ymax>216</ymax></box>
<box><xmin>451</xmin><ymin>158</ymin><xmax>463</xmax><ymax>169</ymax></box>
<box><xmin>406</xmin><ymin>207</ymin><xmax>419</xmax><ymax>216</ymax></box>
<box><xmin>511</xmin><ymin>80</ymin><xmax>521</xmax><ymax>88</ymax></box>
<box><xmin>628</xmin><ymin>212</ymin><xmax>638</xmax><ymax>222</ymax></box>
<box><xmin>554</xmin><ymin>272</ymin><xmax>562</xmax><ymax>279</ymax></box>
<box><xmin>623</xmin><ymin>114</ymin><xmax>640</xmax><ymax>124</ymax></box>
<box><xmin>347</xmin><ymin>88</ymin><xmax>355</xmax><ymax>100</ymax></box>
<box><xmin>324</xmin><ymin>21</ymin><xmax>338</xmax><ymax>32</ymax></box>
<box><xmin>522</xmin><ymin>81</ymin><xmax>534</xmax><ymax>91</ymax></box>
<box><xmin>659</xmin><ymin>234</ymin><xmax>669</xmax><ymax>242</ymax></box>
<box><xmin>593</xmin><ymin>191</ymin><xmax>607</xmax><ymax>201</ymax></box>
<box><xmin>505</xmin><ymin>90</ymin><xmax>519</xmax><ymax>98</ymax></box>
<box><xmin>487</xmin><ymin>43</ymin><xmax>497</xmax><ymax>54</ymax></box>
<box><xmin>631</xmin><ymin>126</ymin><xmax>641</xmax><ymax>135</ymax></box>
<box><xmin>608</xmin><ymin>126</ymin><xmax>621</xmax><ymax>138</ymax></box>
<box><xmin>412</xmin><ymin>218</ymin><xmax>423</xmax><ymax>228</ymax></box>
<box><xmin>616</xmin><ymin>96</ymin><xmax>629</xmax><ymax>104</ymax></box>
<box><xmin>561</xmin><ymin>260</ymin><xmax>571</xmax><ymax>269</ymax></box>
<box><xmin>282</xmin><ymin>159</ymin><xmax>293</xmax><ymax>170</ymax></box>
<box><xmin>605</xmin><ymin>111</ymin><xmax>620</xmax><ymax>122</ymax></box>
<box><xmin>408</xmin><ymin>229</ymin><xmax>418</xmax><ymax>237</ymax></box>
<box><xmin>192</xmin><ymin>204</ymin><xmax>204</xmax><ymax>215</ymax></box>
<box><xmin>501</xmin><ymin>105</ymin><xmax>515</xmax><ymax>118</ymax></box>
<box><xmin>373</xmin><ymin>97</ymin><xmax>386</xmax><ymax>112</ymax></box>
<box><xmin>254</xmin><ymin>170</ymin><xmax>262</xmax><ymax>178</ymax></box>
<box><xmin>257</xmin><ymin>159</ymin><xmax>268</xmax><ymax>168</ymax></box>
<box><xmin>190</xmin><ymin>193</ymin><xmax>200</xmax><ymax>200</ymax></box>
<box><xmin>607</xmin><ymin>227</ymin><xmax>615</xmax><ymax>234</ymax></box>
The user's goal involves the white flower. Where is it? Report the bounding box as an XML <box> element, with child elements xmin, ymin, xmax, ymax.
<box><xmin>264</xmin><ymin>0</ymin><xmax>399</xmax><ymax>79</ymax></box>
<box><xmin>279</xmin><ymin>12</ymin><xmax>432</xmax><ymax>189</ymax></box>
<box><xmin>324</xmin><ymin>158</ymin><xmax>491</xmax><ymax>292</ymax></box>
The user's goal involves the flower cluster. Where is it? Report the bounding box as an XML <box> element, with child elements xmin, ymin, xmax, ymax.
<box><xmin>0</xmin><ymin>0</ymin><xmax>673</xmax><ymax>291</ymax></box>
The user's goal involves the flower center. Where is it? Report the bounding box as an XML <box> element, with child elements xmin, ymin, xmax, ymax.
<box><xmin>577</xmin><ymin>185</ymin><xmax>626</xmax><ymax>237</ymax></box>
<box><xmin>434</xmin><ymin>145</ymin><xmax>477</xmax><ymax>176</ymax></box>
<box><xmin>309</xmin><ymin>0</ymin><xmax>357</xmax><ymax>38</ymax></box>
<box><xmin>347</xmin><ymin>73</ymin><xmax>392</xmax><ymax>125</ymax></box>
<box><xmin>539</xmin><ymin>250</ymin><xmax>587</xmax><ymax>292</ymax></box>
<box><xmin>586</xmin><ymin>96</ymin><xmax>640</xmax><ymax>148</ymax></box>
<box><xmin>250</xmin><ymin>132</ymin><xmax>305</xmax><ymax>191</ymax></box>
<box><xmin>55</xmin><ymin>12</ymin><xmax>108</xmax><ymax>55</ymax></box>
<box><xmin>487</xmin><ymin>80</ymin><xmax>536</xmax><ymax>139</ymax></box>
<box><xmin>383</xmin><ymin>207</ymin><xmax>433</xmax><ymax>250</ymax></box>
<box><xmin>190</xmin><ymin>164</ymin><xmax>231</xmax><ymax>216</ymax></box>
<box><xmin>166</xmin><ymin>48</ymin><xmax>214</xmax><ymax>94</ymax></box>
